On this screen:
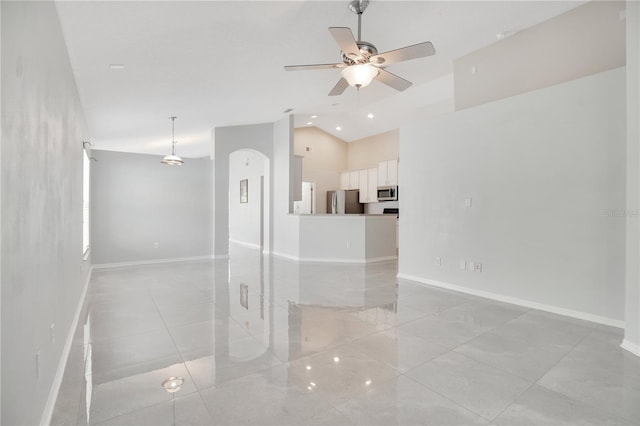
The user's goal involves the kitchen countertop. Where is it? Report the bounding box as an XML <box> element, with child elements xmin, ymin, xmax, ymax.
<box><xmin>293</xmin><ymin>213</ymin><xmax>396</xmax><ymax>217</ymax></box>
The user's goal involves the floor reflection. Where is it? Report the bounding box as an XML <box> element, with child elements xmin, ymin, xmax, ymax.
<box><xmin>50</xmin><ymin>244</ymin><xmax>638</xmax><ymax>426</ymax></box>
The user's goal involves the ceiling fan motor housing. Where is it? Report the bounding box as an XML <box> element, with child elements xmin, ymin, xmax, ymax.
<box><xmin>341</xmin><ymin>41</ymin><xmax>378</xmax><ymax>65</ymax></box>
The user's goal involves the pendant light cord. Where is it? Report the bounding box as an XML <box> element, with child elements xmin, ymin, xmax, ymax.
<box><xmin>170</xmin><ymin>116</ymin><xmax>177</xmax><ymax>155</ymax></box>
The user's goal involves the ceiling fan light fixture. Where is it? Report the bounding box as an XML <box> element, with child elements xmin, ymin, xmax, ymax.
<box><xmin>341</xmin><ymin>64</ymin><xmax>379</xmax><ymax>88</ymax></box>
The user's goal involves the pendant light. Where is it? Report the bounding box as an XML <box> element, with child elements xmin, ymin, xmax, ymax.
<box><xmin>161</xmin><ymin>116</ymin><xmax>184</xmax><ymax>166</ymax></box>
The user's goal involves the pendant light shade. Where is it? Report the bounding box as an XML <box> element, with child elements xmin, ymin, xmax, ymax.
<box><xmin>341</xmin><ymin>64</ymin><xmax>379</xmax><ymax>88</ymax></box>
<box><xmin>161</xmin><ymin>116</ymin><xmax>184</xmax><ymax>166</ymax></box>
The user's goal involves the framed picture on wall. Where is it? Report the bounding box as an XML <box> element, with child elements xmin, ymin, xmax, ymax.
<box><xmin>240</xmin><ymin>179</ymin><xmax>248</xmax><ymax>203</ymax></box>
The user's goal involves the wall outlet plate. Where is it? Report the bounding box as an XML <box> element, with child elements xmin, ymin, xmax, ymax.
<box><xmin>435</xmin><ymin>257</ymin><xmax>442</xmax><ymax>266</ymax></box>
<box><xmin>474</xmin><ymin>263</ymin><xmax>483</xmax><ymax>272</ymax></box>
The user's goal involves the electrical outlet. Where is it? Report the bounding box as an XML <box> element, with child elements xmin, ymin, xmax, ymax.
<box><xmin>474</xmin><ymin>263</ymin><xmax>483</xmax><ymax>272</ymax></box>
<box><xmin>435</xmin><ymin>257</ymin><xmax>442</xmax><ymax>266</ymax></box>
<box><xmin>346</xmin><ymin>241</ymin><xmax>351</xmax><ymax>249</ymax></box>
<box><xmin>459</xmin><ymin>260</ymin><xmax>467</xmax><ymax>270</ymax></box>
<box><xmin>153</xmin><ymin>242</ymin><xmax>159</xmax><ymax>249</ymax></box>
<box><xmin>465</xmin><ymin>198</ymin><xmax>472</xmax><ymax>208</ymax></box>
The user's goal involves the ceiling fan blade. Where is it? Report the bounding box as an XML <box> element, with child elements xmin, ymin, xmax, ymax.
<box><xmin>370</xmin><ymin>41</ymin><xmax>435</xmax><ymax>66</ymax></box>
<box><xmin>328</xmin><ymin>78</ymin><xmax>349</xmax><ymax>96</ymax></box>
<box><xmin>375</xmin><ymin>68</ymin><xmax>412</xmax><ymax>92</ymax></box>
<box><xmin>284</xmin><ymin>63</ymin><xmax>345</xmax><ymax>71</ymax></box>
<box><xmin>329</xmin><ymin>27</ymin><xmax>360</xmax><ymax>59</ymax></box>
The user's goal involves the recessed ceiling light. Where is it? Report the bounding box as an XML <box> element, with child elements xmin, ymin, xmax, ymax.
<box><xmin>367</xmin><ymin>113</ymin><xmax>374</xmax><ymax>119</ymax></box>
<box><xmin>109</xmin><ymin>64</ymin><xmax>125</xmax><ymax>70</ymax></box>
<box><xmin>336</xmin><ymin>126</ymin><xmax>342</xmax><ymax>131</ymax></box>
<box><xmin>307</xmin><ymin>121</ymin><xmax>313</xmax><ymax>125</ymax></box>
<box><xmin>333</xmin><ymin>356</ymin><xmax>340</xmax><ymax>363</ymax></box>
<box><xmin>311</xmin><ymin>115</ymin><xmax>318</xmax><ymax>119</ymax></box>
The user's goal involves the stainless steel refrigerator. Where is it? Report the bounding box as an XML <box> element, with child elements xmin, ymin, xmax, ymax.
<box><xmin>326</xmin><ymin>190</ymin><xmax>364</xmax><ymax>214</ymax></box>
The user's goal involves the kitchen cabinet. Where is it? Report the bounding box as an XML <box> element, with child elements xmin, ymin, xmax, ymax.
<box><xmin>378</xmin><ymin>159</ymin><xmax>398</xmax><ymax>187</ymax></box>
<box><xmin>358</xmin><ymin>168</ymin><xmax>378</xmax><ymax>203</ymax></box>
<box><xmin>340</xmin><ymin>170</ymin><xmax>360</xmax><ymax>190</ymax></box>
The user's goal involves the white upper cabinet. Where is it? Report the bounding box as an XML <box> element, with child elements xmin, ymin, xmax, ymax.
<box><xmin>358</xmin><ymin>168</ymin><xmax>379</xmax><ymax>203</ymax></box>
<box><xmin>359</xmin><ymin>169</ymin><xmax>368</xmax><ymax>203</ymax></box>
<box><xmin>349</xmin><ymin>170</ymin><xmax>360</xmax><ymax>190</ymax></box>
<box><xmin>378</xmin><ymin>159</ymin><xmax>398</xmax><ymax>187</ymax></box>
<box><xmin>340</xmin><ymin>170</ymin><xmax>360</xmax><ymax>190</ymax></box>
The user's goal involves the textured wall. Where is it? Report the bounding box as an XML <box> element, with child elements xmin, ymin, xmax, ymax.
<box><xmin>1</xmin><ymin>2</ymin><xmax>91</xmax><ymax>424</ymax></box>
<box><xmin>90</xmin><ymin>150</ymin><xmax>213</xmax><ymax>265</ymax></box>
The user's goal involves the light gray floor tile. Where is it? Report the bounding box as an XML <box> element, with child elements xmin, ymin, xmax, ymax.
<box><xmin>51</xmin><ymin>247</ymin><xmax>633</xmax><ymax>426</ymax></box>
<box><xmin>350</xmin><ymin>328</ymin><xmax>451</xmax><ymax>372</ymax></box>
<box><xmin>89</xmin><ymin>362</ymin><xmax>197</xmax><ymax>424</ymax></box>
<box><xmin>91</xmin><ymin>329</ymin><xmax>182</xmax><ymax>384</ymax></box>
<box><xmin>287</xmin><ymin>342</ymin><xmax>400</xmax><ymax>405</ymax></box>
<box><xmin>199</xmin><ymin>365</ymin><xmax>335</xmax><ymax>425</ymax></box>
<box><xmin>95</xmin><ymin>392</ymin><xmax>212</xmax><ymax>426</ymax></box>
<box><xmin>492</xmin><ymin>384</ymin><xmax>634</xmax><ymax>425</ymax></box>
<box><xmin>156</xmin><ymin>301</ymin><xmax>216</xmax><ymax>328</ymax></box>
<box><xmin>538</xmin><ymin>330</ymin><xmax>640</xmax><ymax>424</ymax></box>
<box><xmin>405</xmin><ymin>351</ymin><xmax>532</xmax><ymax>420</ymax></box>
<box><xmin>489</xmin><ymin>310</ymin><xmax>594</xmax><ymax>347</ymax></box>
<box><xmin>336</xmin><ymin>375</ymin><xmax>489</xmax><ymax>425</ymax></box>
<box><xmin>455</xmin><ymin>329</ymin><xmax>575</xmax><ymax>381</ymax></box>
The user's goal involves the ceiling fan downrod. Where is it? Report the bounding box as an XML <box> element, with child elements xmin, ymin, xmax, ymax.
<box><xmin>348</xmin><ymin>0</ymin><xmax>369</xmax><ymax>41</ymax></box>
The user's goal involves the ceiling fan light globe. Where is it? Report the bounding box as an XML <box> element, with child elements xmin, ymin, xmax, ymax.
<box><xmin>341</xmin><ymin>64</ymin><xmax>378</xmax><ymax>88</ymax></box>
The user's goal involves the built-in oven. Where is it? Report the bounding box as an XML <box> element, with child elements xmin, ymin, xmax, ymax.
<box><xmin>377</xmin><ymin>185</ymin><xmax>398</xmax><ymax>201</ymax></box>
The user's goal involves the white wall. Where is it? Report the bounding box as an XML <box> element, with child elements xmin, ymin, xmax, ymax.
<box><xmin>1</xmin><ymin>2</ymin><xmax>92</xmax><ymax>424</ymax></box>
<box><xmin>90</xmin><ymin>150</ymin><xmax>213</xmax><ymax>265</ymax></box>
<box><xmin>272</xmin><ymin>116</ymin><xmax>300</xmax><ymax>259</ymax></box>
<box><xmin>624</xmin><ymin>0</ymin><xmax>640</xmax><ymax>354</ymax></box>
<box><xmin>229</xmin><ymin>150</ymin><xmax>265</xmax><ymax>248</ymax></box>
<box><xmin>213</xmin><ymin>123</ymin><xmax>274</xmax><ymax>257</ymax></box>
<box><xmin>399</xmin><ymin>68</ymin><xmax>626</xmax><ymax>325</ymax></box>
<box><xmin>454</xmin><ymin>1</ymin><xmax>626</xmax><ymax>110</ymax></box>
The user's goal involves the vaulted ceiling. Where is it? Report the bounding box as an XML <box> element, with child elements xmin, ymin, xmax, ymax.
<box><xmin>55</xmin><ymin>0</ymin><xmax>584</xmax><ymax>157</ymax></box>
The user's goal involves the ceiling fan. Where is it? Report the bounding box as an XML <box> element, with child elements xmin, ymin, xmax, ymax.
<box><xmin>284</xmin><ymin>0</ymin><xmax>436</xmax><ymax>96</ymax></box>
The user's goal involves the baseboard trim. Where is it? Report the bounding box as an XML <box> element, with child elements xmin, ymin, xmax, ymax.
<box><xmin>92</xmin><ymin>255</ymin><xmax>217</xmax><ymax>269</ymax></box>
<box><xmin>396</xmin><ymin>273</ymin><xmax>624</xmax><ymax>329</ymax></box>
<box><xmin>40</xmin><ymin>266</ymin><xmax>92</xmax><ymax>426</ymax></box>
<box><xmin>229</xmin><ymin>239</ymin><xmax>262</xmax><ymax>250</ymax></box>
<box><xmin>621</xmin><ymin>339</ymin><xmax>640</xmax><ymax>357</ymax></box>
<box><xmin>271</xmin><ymin>251</ymin><xmax>397</xmax><ymax>264</ymax></box>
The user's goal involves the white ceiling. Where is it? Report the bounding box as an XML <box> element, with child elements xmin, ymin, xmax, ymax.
<box><xmin>55</xmin><ymin>0</ymin><xmax>585</xmax><ymax>158</ymax></box>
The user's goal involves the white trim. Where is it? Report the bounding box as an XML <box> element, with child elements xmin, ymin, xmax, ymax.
<box><xmin>271</xmin><ymin>251</ymin><xmax>299</xmax><ymax>262</ymax></box>
<box><xmin>92</xmin><ymin>255</ymin><xmax>217</xmax><ymax>270</ymax></box>
<box><xmin>229</xmin><ymin>239</ymin><xmax>262</xmax><ymax>250</ymax></box>
<box><xmin>621</xmin><ymin>339</ymin><xmax>640</xmax><ymax>357</ymax></box>
<box><xmin>397</xmin><ymin>273</ymin><xmax>625</xmax><ymax>329</ymax></box>
<box><xmin>40</xmin><ymin>266</ymin><xmax>92</xmax><ymax>426</ymax></box>
<box><xmin>271</xmin><ymin>252</ymin><xmax>397</xmax><ymax>264</ymax></box>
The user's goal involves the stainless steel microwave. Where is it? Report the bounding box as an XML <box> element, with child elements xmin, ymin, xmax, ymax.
<box><xmin>377</xmin><ymin>186</ymin><xmax>398</xmax><ymax>201</ymax></box>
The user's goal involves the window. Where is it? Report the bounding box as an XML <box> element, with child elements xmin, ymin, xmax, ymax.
<box><xmin>82</xmin><ymin>149</ymin><xmax>90</xmax><ymax>258</ymax></box>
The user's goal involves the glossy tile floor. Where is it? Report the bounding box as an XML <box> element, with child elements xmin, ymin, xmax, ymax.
<box><xmin>52</xmin><ymin>245</ymin><xmax>640</xmax><ymax>425</ymax></box>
